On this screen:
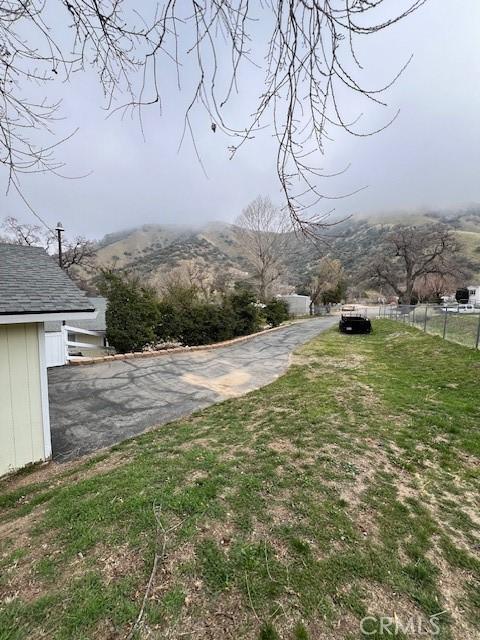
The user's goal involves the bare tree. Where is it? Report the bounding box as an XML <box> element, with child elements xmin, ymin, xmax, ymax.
<box><xmin>308</xmin><ymin>257</ymin><xmax>344</xmax><ymax>313</ymax></box>
<box><xmin>369</xmin><ymin>225</ymin><xmax>468</xmax><ymax>304</ymax></box>
<box><xmin>1</xmin><ymin>215</ymin><xmax>96</xmax><ymax>276</ymax></box>
<box><xmin>1</xmin><ymin>216</ymin><xmax>54</xmax><ymax>249</ymax></box>
<box><xmin>235</xmin><ymin>196</ymin><xmax>290</xmax><ymax>301</ymax></box>
<box><xmin>0</xmin><ymin>1</ymin><xmax>424</xmax><ymax>230</ymax></box>
<box><xmin>414</xmin><ymin>273</ymin><xmax>460</xmax><ymax>303</ymax></box>
<box><xmin>61</xmin><ymin>238</ymin><xmax>97</xmax><ymax>275</ymax></box>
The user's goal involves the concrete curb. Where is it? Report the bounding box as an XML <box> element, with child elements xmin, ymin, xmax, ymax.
<box><xmin>68</xmin><ymin>318</ymin><xmax>321</xmax><ymax>366</ymax></box>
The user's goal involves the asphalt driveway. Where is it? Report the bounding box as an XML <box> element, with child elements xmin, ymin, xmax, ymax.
<box><xmin>48</xmin><ymin>317</ymin><xmax>336</xmax><ymax>461</ymax></box>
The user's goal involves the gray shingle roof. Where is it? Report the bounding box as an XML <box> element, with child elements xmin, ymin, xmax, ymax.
<box><xmin>0</xmin><ymin>243</ymin><xmax>95</xmax><ymax>315</ymax></box>
<box><xmin>70</xmin><ymin>297</ymin><xmax>107</xmax><ymax>331</ymax></box>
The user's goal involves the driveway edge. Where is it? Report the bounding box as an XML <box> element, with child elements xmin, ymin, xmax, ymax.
<box><xmin>68</xmin><ymin>317</ymin><xmax>325</xmax><ymax>366</ymax></box>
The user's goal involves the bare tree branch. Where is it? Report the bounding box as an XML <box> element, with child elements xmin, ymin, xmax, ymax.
<box><xmin>1</xmin><ymin>215</ymin><xmax>96</xmax><ymax>276</ymax></box>
<box><xmin>0</xmin><ymin>1</ymin><xmax>425</xmax><ymax>230</ymax></box>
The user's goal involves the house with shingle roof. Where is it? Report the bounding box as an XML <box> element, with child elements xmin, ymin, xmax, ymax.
<box><xmin>0</xmin><ymin>243</ymin><xmax>96</xmax><ymax>476</ymax></box>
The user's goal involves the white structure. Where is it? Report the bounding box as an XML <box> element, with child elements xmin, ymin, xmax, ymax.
<box><xmin>45</xmin><ymin>328</ymin><xmax>67</xmax><ymax>367</ymax></box>
<box><xmin>45</xmin><ymin>297</ymin><xmax>107</xmax><ymax>366</ymax></box>
<box><xmin>277</xmin><ymin>294</ymin><xmax>312</xmax><ymax>316</ymax></box>
<box><xmin>0</xmin><ymin>244</ymin><xmax>96</xmax><ymax>476</ymax></box>
<box><xmin>468</xmin><ymin>285</ymin><xmax>480</xmax><ymax>306</ymax></box>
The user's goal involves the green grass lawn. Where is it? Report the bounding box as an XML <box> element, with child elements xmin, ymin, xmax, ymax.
<box><xmin>0</xmin><ymin>321</ymin><xmax>479</xmax><ymax>640</ymax></box>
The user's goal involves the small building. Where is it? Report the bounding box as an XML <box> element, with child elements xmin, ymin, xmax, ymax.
<box><xmin>0</xmin><ymin>244</ymin><xmax>95</xmax><ymax>476</ymax></box>
<box><xmin>277</xmin><ymin>294</ymin><xmax>312</xmax><ymax>316</ymax></box>
<box><xmin>468</xmin><ymin>285</ymin><xmax>480</xmax><ymax>306</ymax></box>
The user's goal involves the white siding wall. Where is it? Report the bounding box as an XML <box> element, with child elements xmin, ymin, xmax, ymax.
<box><xmin>0</xmin><ymin>323</ymin><xmax>48</xmax><ymax>476</ymax></box>
<box><xmin>45</xmin><ymin>330</ymin><xmax>67</xmax><ymax>367</ymax></box>
<box><xmin>468</xmin><ymin>286</ymin><xmax>480</xmax><ymax>305</ymax></box>
<box><xmin>278</xmin><ymin>295</ymin><xmax>311</xmax><ymax>316</ymax></box>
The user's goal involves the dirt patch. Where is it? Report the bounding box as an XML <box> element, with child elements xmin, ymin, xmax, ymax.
<box><xmin>182</xmin><ymin>370</ymin><xmax>252</xmax><ymax>398</ymax></box>
<box><xmin>384</xmin><ymin>331</ymin><xmax>412</xmax><ymax>341</ymax></box>
<box><xmin>305</xmin><ymin>612</ymin><xmax>360</xmax><ymax>640</ymax></box>
<box><xmin>0</xmin><ymin>449</ymin><xmax>132</xmax><ymax>496</ymax></box>
<box><xmin>178</xmin><ymin>437</ymin><xmax>216</xmax><ymax>452</ymax></box>
<box><xmin>361</xmin><ymin>582</ymin><xmax>436</xmax><ymax>637</ymax></box>
<box><xmin>336</xmin><ymin>441</ymin><xmax>418</xmax><ymax>542</ymax></box>
<box><xmin>94</xmin><ymin>542</ymin><xmax>145</xmax><ymax>585</ymax></box>
<box><xmin>320</xmin><ymin>354</ymin><xmax>367</xmax><ymax>371</ymax></box>
<box><xmin>0</xmin><ymin>507</ymin><xmax>57</xmax><ymax>604</ymax></box>
<box><xmin>142</xmin><ymin>589</ymin><xmax>253</xmax><ymax>640</ymax></box>
<box><xmin>426</xmin><ymin>540</ymin><xmax>477</xmax><ymax>640</ymax></box>
<box><xmin>356</xmin><ymin>382</ymin><xmax>382</xmax><ymax>410</ymax></box>
<box><xmin>268</xmin><ymin>439</ymin><xmax>298</xmax><ymax>456</ymax></box>
<box><xmin>198</xmin><ymin>519</ymin><xmax>236</xmax><ymax>549</ymax></box>
<box><xmin>0</xmin><ymin>507</ymin><xmax>46</xmax><ymax>553</ymax></box>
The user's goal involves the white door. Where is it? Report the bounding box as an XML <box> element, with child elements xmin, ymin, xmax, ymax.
<box><xmin>45</xmin><ymin>331</ymin><xmax>67</xmax><ymax>367</ymax></box>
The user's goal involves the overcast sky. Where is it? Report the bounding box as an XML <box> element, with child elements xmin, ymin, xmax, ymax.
<box><xmin>1</xmin><ymin>1</ymin><xmax>480</xmax><ymax>239</ymax></box>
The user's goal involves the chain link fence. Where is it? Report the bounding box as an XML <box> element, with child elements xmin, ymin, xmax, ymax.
<box><xmin>379</xmin><ymin>304</ymin><xmax>480</xmax><ymax>350</ymax></box>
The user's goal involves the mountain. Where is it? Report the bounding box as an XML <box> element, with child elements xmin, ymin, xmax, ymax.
<box><xmin>85</xmin><ymin>208</ymin><xmax>480</xmax><ymax>293</ymax></box>
<box><xmin>331</xmin><ymin>208</ymin><xmax>480</xmax><ymax>282</ymax></box>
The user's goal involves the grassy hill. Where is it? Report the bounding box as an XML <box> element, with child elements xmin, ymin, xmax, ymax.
<box><xmin>84</xmin><ymin>209</ymin><xmax>480</xmax><ymax>292</ymax></box>
<box><xmin>85</xmin><ymin>221</ymin><xmax>315</xmax><ymax>290</ymax></box>
<box><xmin>330</xmin><ymin>208</ymin><xmax>480</xmax><ymax>283</ymax></box>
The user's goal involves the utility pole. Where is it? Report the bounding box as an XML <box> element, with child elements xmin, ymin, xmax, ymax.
<box><xmin>55</xmin><ymin>221</ymin><xmax>64</xmax><ymax>269</ymax></box>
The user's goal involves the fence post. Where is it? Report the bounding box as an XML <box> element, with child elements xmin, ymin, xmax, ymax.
<box><xmin>443</xmin><ymin>310</ymin><xmax>448</xmax><ymax>340</ymax></box>
<box><xmin>412</xmin><ymin>307</ymin><xmax>416</xmax><ymax>326</ymax></box>
<box><xmin>476</xmin><ymin>312</ymin><xmax>480</xmax><ymax>350</ymax></box>
<box><xmin>423</xmin><ymin>304</ymin><xmax>428</xmax><ymax>332</ymax></box>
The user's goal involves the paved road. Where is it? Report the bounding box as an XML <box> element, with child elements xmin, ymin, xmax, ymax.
<box><xmin>48</xmin><ymin>317</ymin><xmax>336</xmax><ymax>461</ymax></box>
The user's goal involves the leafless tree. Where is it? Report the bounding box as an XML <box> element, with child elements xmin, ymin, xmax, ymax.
<box><xmin>414</xmin><ymin>273</ymin><xmax>460</xmax><ymax>303</ymax></box>
<box><xmin>152</xmin><ymin>259</ymin><xmax>225</xmax><ymax>301</ymax></box>
<box><xmin>308</xmin><ymin>257</ymin><xmax>344</xmax><ymax>313</ymax></box>
<box><xmin>369</xmin><ymin>225</ymin><xmax>467</xmax><ymax>304</ymax></box>
<box><xmin>1</xmin><ymin>215</ymin><xmax>54</xmax><ymax>249</ymax></box>
<box><xmin>235</xmin><ymin>195</ymin><xmax>290</xmax><ymax>301</ymax></box>
<box><xmin>1</xmin><ymin>215</ymin><xmax>96</xmax><ymax>275</ymax></box>
<box><xmin>61</xmin><ymin>238</ymin><xmax>97</xmax><ymax>275</ymax></box>
<box><xmin>0</xmin><ymin>1</ymin><xmax>424</xmax><ymax>230</ymax></box>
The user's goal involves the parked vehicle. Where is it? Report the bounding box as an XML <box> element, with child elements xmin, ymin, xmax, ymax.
<box><xmin>339</xmin><ymin>314</ymin><xmax>372</xmax><ymax>334</ymax></box>
<box><xmin>442</xmin><ymin>304</ymin><xmax>479</xmax><ymax>314</ymax></box>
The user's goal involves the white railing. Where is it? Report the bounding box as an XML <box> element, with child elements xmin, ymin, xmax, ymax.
<box><xmin>63</xmin><ymin>325</ymin><xmax>103</xmax><ymax>360</ymax></box>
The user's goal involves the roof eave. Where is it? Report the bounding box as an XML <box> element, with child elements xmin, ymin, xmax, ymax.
<box><xmin>0</xmin><ymin>310</ymin><xmax>98</xmax><ymax>325</ymax></box>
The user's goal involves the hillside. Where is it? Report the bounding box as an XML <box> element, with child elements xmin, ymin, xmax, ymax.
<box><xmin>332</xmin><ymin>208</ymin><xmax>480</xmax><ymax>282</ymax></box>
<box><xmin>86</xmin><ymin>221</ymin><xmax>315</xmax><ymax>291</ymax></box>
<box><xmin>85</xmin><ymin>209</ymin><xmax>480</xmax><ymax>293</ymax></box>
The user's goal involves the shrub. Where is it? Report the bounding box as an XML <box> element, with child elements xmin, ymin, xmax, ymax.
<box><xmin>98</xmin><ymin>271</ymin><xmax>159</xmax><ymax>353</ymax></box>
<box><xmin>264</xmin><ymin>298</ymin><xmax>289</xmax><ymax>327</ymax></box>
<box><xmin>175</xmin><ymin>302</ymin><xmax>235</xmax><ymax>346</ymax></box>
<box><xmin>156</xmin><ymin>301</ymin><xmax>182</xmax><ymax>342</ymax></box>
<box><xmin>225</xmin><ymin>287</ymin><xmax>261</xmax><ymax>336</ymax></box>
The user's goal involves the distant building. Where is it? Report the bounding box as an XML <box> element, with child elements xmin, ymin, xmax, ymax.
<box><xmin>468</xmin><ymin>285</ymin><xmax>480</xmax><ymax>306</ymax></box>
<box><xmin>277</xmin><ymin>294</ymin><xmax>311</xmax><ymax>316</ymax></box>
